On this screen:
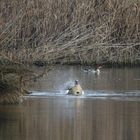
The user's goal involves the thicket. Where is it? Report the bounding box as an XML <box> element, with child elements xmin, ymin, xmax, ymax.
<box><xmin>0</xmin><ymin>0</ymin><xmax>139</xmax><ymax>64</ymax></box>
<box><xmin>0</xmin><ymin>61</ymin><xmax>51</xmax><ymax>104</ymax></box>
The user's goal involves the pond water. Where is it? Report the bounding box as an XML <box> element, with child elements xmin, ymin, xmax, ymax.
<box><xmin>30</xmin><ymin>65</ymin><xmax>140</xmax><ymax>96</ymax></box>
<box><xmin>0</xmin><ymin>66</ymin><xmax>140</xmax><ymax>140</ymax></box>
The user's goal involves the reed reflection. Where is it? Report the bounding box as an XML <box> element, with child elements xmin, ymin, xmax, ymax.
<box><xmin>0</xmin><ymin>98</ymin><xmax>140</xmax><ymax>140</ymax></box>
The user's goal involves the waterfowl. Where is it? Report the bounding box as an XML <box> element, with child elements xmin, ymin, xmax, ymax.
<box><xmin>67</xmin><ymin>80</ymin><xmax>84</xmax><ymax>96</ymax></box>
<box><xmin>82</xmin><ymin>65</ymin><xmax>102</xmax><ymax>74</ymax></box>
<box><xmin>90</xmin><ymin>66</ymin><xmax>102</xmax><ymax>74</ymax></box>
<box><xmin>82</xmin><ymin>66</ymin><xmax>91</xmax><ymax>72</ymax></box>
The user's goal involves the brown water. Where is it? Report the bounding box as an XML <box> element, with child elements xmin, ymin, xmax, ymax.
<box><xmin>0</xmin><ymin>66</ymin><xmax>140</xmax><ymax>140</ymax></box>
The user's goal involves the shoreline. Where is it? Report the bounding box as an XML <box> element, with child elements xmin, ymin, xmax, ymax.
<box><xmin>0</xmin><ymin>62</ymin><xmax>139</xmax><ymax>104</ymax></box>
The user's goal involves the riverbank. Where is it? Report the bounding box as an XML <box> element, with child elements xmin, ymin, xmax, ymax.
<box><xmin>0</xmin><ymin>62</ymin><xmax>140</xmax><ymax>104</ymax></box>
<box><xmin>1</xmin><ymin>44</ymin><xmax>140</xmax><ymax>66</ymax></box>
<box><xmin>0</xmin><ymin>62</ymin><xmax>51</xmax><ymax>104</ymax></box>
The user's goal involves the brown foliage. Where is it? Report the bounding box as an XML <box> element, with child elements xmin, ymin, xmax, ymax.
<box><xmin>0</xmin><ymin>0</ymin><xmax>140</xmax><ymax>64</ymax></box>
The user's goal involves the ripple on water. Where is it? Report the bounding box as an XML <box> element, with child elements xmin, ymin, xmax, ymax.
<box><xmin>25</xmin><ymin>90</ymin><xmax>140</xmax><ymax>101</ymax></box>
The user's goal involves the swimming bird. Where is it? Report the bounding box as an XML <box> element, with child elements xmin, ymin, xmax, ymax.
<box><xmin>82</xmin><ymin>65</ymin><xmax>102</xmax><ymax>74</ymax></box>
<box><xmin>82</xmin><ymin>66</ymin><xmax>92</xmax><ymax>72</ymax></box>
<box><xmin>67</xmin><ymin>80</ymin><xmax>84</xmax><ymax>96</ymax></box>
<box><xmin>90</xmin><ymin>66</ymin><xmax>102</xmax><ymax>74</ymax></box>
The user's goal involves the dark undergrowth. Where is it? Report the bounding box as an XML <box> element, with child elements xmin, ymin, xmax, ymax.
<box><xmin>0</xmin><ymin>61</ymin><xmax>51</xmax><ymax>104</ymax></box>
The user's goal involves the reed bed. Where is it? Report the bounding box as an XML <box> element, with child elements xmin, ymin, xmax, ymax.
<box><xmin>0</xmin><ymin>0</ymin><xmax>140</xmax><ymax>64</ymax></box>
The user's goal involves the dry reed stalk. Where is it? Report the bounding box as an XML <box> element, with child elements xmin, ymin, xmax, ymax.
<box><xmin>0</xmin><ymin>0</ymin><xmax>139</xmax><ymax>64</ymax></box>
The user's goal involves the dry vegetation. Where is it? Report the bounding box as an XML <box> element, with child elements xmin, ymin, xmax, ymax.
<box><xmin>0</xmin><ymin>0</ymin><xmax>140</xmax><ymax>103</ymax></box>
<box><xmin>0</xmin><ymin>0</ymin><xmax>140</xmax><ymax>64</ymax></box>
<box><xmin>0</xmin><ymin>61</ymin><xmax>51</xmax><ymax>104</ymax></box>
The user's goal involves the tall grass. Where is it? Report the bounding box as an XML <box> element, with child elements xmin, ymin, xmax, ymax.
<box><xmin>0</xmin><ymin>0</ymin><xmax>140</xmax><ymax>64</ymax></box>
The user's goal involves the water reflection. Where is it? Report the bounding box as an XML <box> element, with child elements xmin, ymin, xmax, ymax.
<box><xmin>0</xmin><ymin>98</ymin><xmax>140</xmax><ymax>140</ymax></box>
<box><xmin>0</xmin><ymin>66</ymin><xmax>140</xmax><ymax>140</ymax></box>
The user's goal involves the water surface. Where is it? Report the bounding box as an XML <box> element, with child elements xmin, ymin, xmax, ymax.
<box><xmin>0</xmin><ymin>97</ymin><xmax>140</xmax><ymax>140</ymax></box>
<box><xmin>30</xmin><ymin>65</ymin><xmax>140</xmax><ymax>93</ymax></box>
<box><xmin>0</xmin><ymin>66</ymin><xmax>140</xmax><ymax>140</ymax></box>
